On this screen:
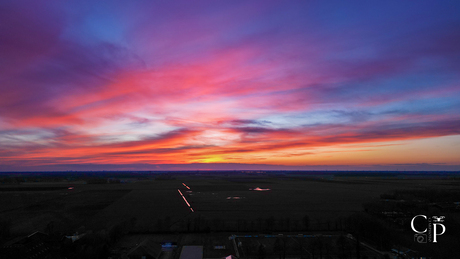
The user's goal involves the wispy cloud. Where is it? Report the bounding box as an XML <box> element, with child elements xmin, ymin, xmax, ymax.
<box><xmin>1</xmin><ymin>0</ymin><xmax>460</xmax><ymax>170</ymax></box>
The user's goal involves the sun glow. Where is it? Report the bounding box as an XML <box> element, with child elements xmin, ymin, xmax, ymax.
<box><xmin>1</xmin><ymin>1</ymin><xmax>460</xmax><ymax>171</ymax></box>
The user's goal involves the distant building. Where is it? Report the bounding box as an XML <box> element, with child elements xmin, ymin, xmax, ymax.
<box><xmin>1</xmin><ymin>231</ymin><xmax>52</xmax><ymax>259</ymax></box>
<box><xmin>179</xmin><ymin>246</ymin><xmax>203</xmax><ymax>259</ymax></box>
<box><xmin>125</xmin><ymin>238</ymin><xmax>162</xmax><ymax>259</ymax></box>
<box><xmin>433</xmin><ymin>202</ymin><xmax>459</xmax><ymax>212</ymax></box>
<box><xmin>391</xmin><ymin>247</ymin><xmax>419</xmax><ymax>259</ymax></box>
<box><xmin>65</xmin><ymin>232</ymin><xmax>86</xmax><ymax>242</ymax></box>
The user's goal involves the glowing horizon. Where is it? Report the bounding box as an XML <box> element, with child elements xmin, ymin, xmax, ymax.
<box><xmin>1</xmin><ymin>1</ymin><xmax>460</xmax><ymax>171</ymax></box>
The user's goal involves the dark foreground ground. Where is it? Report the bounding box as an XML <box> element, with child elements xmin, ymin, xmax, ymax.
<box><xmin>0</xmin><ymin>171</ymin><xmax>459</xmax><ymax>258</ymax></box>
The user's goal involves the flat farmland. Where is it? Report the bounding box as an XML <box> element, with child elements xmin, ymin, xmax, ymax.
<box><xmin>87</xmin><ymin>182</ymin><xmax>191</xmax><ymax>232</ymax></box>
<box><xmin>181</xmin><ymin>176</ymin><xmax>460</xmax><ymax>225</ymax></box>
<box><xmin>1</xmin><ymin>175</ymin><xmax>458</xmax><ymax>235</ymax></box>
<box><xmin>0</xmin><ymin>180</ymin><xmax>191</xmax><ymax>235</ymax></box>
<box><xmin>0</xmin><ymin>186</ymin><xmax>131</xmax><ymax>235</ymax></box>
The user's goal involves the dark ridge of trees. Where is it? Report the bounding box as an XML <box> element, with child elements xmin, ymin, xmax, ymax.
<box><xmin>0</xmin><ymin>220</ymin><xmax>11</xmax><ymax>242</ymax></box>
<box><xmin>129</xmin><ymin>213</ymin><xmax>345</xmax><ymax>234</ymax></box>
<box><xmin>1</xmin><ymin>170</ymin><xmax>459</xmax><ymax>182</ymax></box>
<box><xmin>345</xmin><ymin>212</ymin><xmax>397</xmax><ymax>251</ymax></box>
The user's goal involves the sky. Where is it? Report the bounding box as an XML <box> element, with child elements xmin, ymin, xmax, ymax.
<box><xmin>1</xmin><ymin>0</ymin><xmax>460</xmax><ymax>171</ymax></box>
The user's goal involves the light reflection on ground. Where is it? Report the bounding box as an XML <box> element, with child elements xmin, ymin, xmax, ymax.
<box><xmin>226</xmin><ymin>196</ymin><xmax>244</xmax><ymax>200</ymax></box>
<box><xmin>249</xmin><ymin>187</ymin><xmax>271</xmax><ymax>191</ymax></box>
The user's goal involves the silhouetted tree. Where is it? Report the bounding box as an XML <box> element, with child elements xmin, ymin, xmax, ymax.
<box><xmin>312</xmin><ymin>237</ymin><xmax>324</xmax><ymax>259</ymax></box>
<box><xmin>258</xmin><ymin>244</ymin><xmax>266</xmax><ymax>259</ymax></box>
<box><xmin>286</xmin><ymin>218</ymin><xmax>291</xmax><ymax>231</ymax></box>
<box><xmin>157</xmin><ymin>219</ymin><xmax>164</xmax><ymax>232</ymax></box>
<box><xmin>129</xmin><ymin>217</ymin><xmax>137</xmax><ymax>230</ymax></box>
<box><xmin>303</xmin><ymin>215</ymin><xmax>310</xmax><ymax>230</ymax></box>
<box><xmin>274</xmin><ymin>238</ymin><xmax>283</xmax><ymax>259</ymax></box>
<box><xmin>0</xmin><ymin>220</ymin><xmax>11</xmax><ymax>240</ymax></box>
<box><xmin>355</xmin><ymin>234</ymin><xmax>360</xmax><ymax>259</ymax></box>
<box><xmin>266</xmin><ymin>216</ymin><xmax>275</xmax><ymax>231</ymax></box>
<box><xmin>336</xmin><ymin>234</ymin><xmax>350</xmax><ymax>259</ymax></box>
<box><xmin>186</xmin><ymin>218</ymin><xmax>192</xmax><ymax>232</ymax></box>
<box><xmin>212</xmin><ymin>217</ymin><xmax>222</xmax><ymax>231</ymax></box>
<box><xmin>257</xmin><ymin>217</ymin><xmax>264</xmax><ymax>231</ymax></box>
<box><xmin>193</xmin><ymin>216</ymin><xmax>202</xmax><ymax>232</ymax></box>
<box><xmin>164</xmin><ymin>216</ymin><xmax>171</xmax><ymax>231</ymax></box>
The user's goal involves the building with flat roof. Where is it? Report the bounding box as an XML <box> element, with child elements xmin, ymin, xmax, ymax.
<box><xmin>1</xmin><ymin>231</ymin><xmax>52</xmax><ymax>259</ymax></box>
<box><xmin>179</xmin><ymin>245</ymin><xmax>203</xmax><ymax>259</ymax></box>
<box><xmin>125</xmin><ymin>238</ymin><xmax>162</xmax><ymax>259</ymax></box>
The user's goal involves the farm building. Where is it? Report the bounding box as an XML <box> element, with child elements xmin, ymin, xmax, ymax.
<box><xmin>124</xmin><ymin>238</ymin><xmax>162</xmax><ymax>259</ymax></box>
<box><xmin>179</xmin><ymin>245</ymin><xmax>203</xmax><ymax>259</ymax></box>
<box><xmin>0</xmin><ymin>231</ymin><xmax>52</xmax><ymax>259</ymax></box>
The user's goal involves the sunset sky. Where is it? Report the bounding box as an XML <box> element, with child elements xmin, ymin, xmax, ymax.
<box><xmin>1</xmin><ymin>1</ymin><xmax>460</xmax><ymax>171</ymax></box>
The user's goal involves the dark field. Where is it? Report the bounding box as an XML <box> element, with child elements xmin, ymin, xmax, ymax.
<box><xmin>0</xmin><ymin>187</ymin><xmax>131</xmax><ymax>234</ymax></box>
<box><xmin>1</xmin><ymin>172</ymin><xmax>460</xmax><ymax>259</ymax></box>
<box><xmin>181</xmin><ymin>176</ymin><xmax>460</xmax><ymax>227</ymax></box>
<box><xmin>1</xmin><ymin>173</ymin><xmax>458</xmax><ymax>236</ymax></box>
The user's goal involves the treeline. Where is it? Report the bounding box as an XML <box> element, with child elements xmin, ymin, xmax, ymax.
<box><xmin>0</xmin><ymin>172</ymin><xmax>156</xmax><ymax>184</ymax></box>
<box><xmin>358</xmin><ymin>188</ymin><xmax>460</xmax><ymax>259</ymax></box>
<box><xmin>131</xmin><ymin>214</ymin><xmax>354</xmax><ymax>234</ymax></box>
<box><xmin>381</xmin><ymin>189</ymin><xmax>460</xmax><ymax>203</ymax></box>
<box><xmin>344</xmin><ymin>212</ymin><xmax>397</xmax><ymax>251</ymax></box>
<box><xmin>52</xmin><ymin>217</ymin><xmax>137</xmax><ymax>259</ymax></box>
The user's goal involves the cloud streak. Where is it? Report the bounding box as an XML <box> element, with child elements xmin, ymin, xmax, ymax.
<box><xmin>1</xmin><ymin>0</ymin><xmax>460</xmax><ymax>170</ymax></box>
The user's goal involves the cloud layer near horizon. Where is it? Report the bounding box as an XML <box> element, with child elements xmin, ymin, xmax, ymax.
<box><xmin>1</xmin><ymin>0</ymin><xmax>460</xmax><ymax>171</ymax></box>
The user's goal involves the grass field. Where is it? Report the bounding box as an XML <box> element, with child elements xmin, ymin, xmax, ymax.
<box><xmin>181</xmin><ymin>176</ymin><xmax>459</xmax><ymax>228</ymax></box>
<box><xmin>0</xmin><ymin>186</ymin><xmax>131</xmax><ymax>235</ymax></box>
<box><xmin>1</xmin><ymin>175</ymin><xmax>458</xmax><ymax>236</ymax></box>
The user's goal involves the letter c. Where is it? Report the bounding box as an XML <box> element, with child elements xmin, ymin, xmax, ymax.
<box><xmin>411</xmin><ymin>215</ymin><xmax>427</xmax><ymax>234</ymax></box>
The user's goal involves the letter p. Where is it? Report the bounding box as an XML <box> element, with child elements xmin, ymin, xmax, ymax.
<box><xmin>433</xmin><ymin>223</ymin><xmax>446</xmax><ymax>243</ymax></box>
